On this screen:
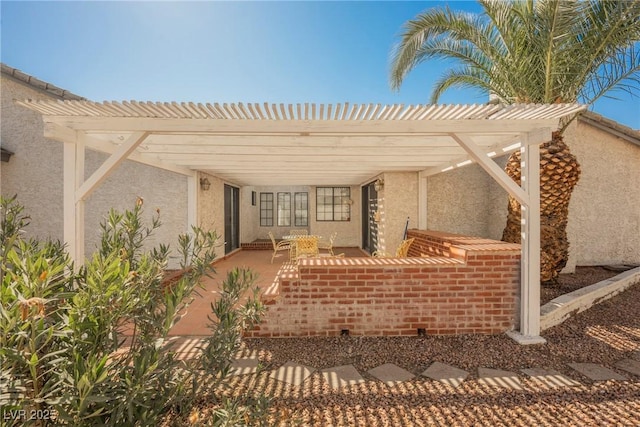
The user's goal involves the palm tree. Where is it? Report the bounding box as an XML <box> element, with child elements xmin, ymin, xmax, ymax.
<box><xmin>390</xmin><ymin>0</ymin><xmax>640</xmax><ymax>283</ymax></box>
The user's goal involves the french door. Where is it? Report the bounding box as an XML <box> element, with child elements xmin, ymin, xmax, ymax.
<box><xmin>224</xmin><ymin>184</ymin><xmax>239</xmax><ymax>254</ymax></box>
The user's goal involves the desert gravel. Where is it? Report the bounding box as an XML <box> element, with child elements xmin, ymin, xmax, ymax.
<box><xmin>171</xmin><ymin>273</ymin><xmax>640</xmax><ymax>426</ymax></box>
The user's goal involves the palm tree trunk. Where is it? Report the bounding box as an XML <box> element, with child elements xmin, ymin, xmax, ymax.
<box><xmin>502</xmin><ymin>131</ymin><xmax>581</xmax><ymax>284</ymax></box>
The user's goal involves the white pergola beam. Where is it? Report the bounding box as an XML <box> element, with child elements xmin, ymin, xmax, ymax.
<box><xmin>44</xmin><ymin>122</ymin><xmax>194</xmax><ymax>177</ymax></box>
<box><xmin>49</xmin><ymin>116</ymin><xmax>559</xmax><ymax>134</ymax></box>
<box><xmin>76</xmin><ymin>132</ymin><xmax>149</xmax><ymax>202</ymax></box>
<box><xmin>449</xmin><ymin>133</ymin><xmax>529</xmax><ymax>206</ymax></box>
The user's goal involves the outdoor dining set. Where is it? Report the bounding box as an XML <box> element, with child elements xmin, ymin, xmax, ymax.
<box><xmin>268</xmin><ymin>230</ymin><xmax>339</xmax><ymax>263</ymax></box>
<box><xmin>268</xmin><ymin>229</ymin><xmax>416</xmax><ymax>263</ymax></box>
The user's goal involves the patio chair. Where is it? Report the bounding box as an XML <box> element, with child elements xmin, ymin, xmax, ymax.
<box><xmin>292</xmin><ymin>235</ymin><xmax>319</xmax><ymax>260</ymax></box>
<box><xmin>318</xmin><ymin>231</ymin><xmax>337</xmax><ymax>255</ymax></box>
<box><xmin>289</xmin><ymin>229</ymin><xmax>308</xmax><ymax>236</ymax></box>
<box><xmin>269</xmin><ymin>231</ymin><xmax>291</xmax><ymax>263</ymax></box>
<box><xmin>372</xmin><ymin>238</ymin><xmax>415</xmax><ymax>258</ymax></box>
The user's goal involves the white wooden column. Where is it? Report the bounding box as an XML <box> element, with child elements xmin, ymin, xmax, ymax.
<box><xmin>63</xmin><ymin>139</ymin><xmax>79</xmax><ymax>264</ymax></box>
<box><xmin>510</xmin><ymin>132</ymin><xmax>545</xmax><ymax>343</ymax></box>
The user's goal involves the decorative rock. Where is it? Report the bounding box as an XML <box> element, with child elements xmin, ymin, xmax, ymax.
<box><xmin>421</xmin><ymin>362</ymin><xmax>469</xmax><ymax>388</ymax></box>
<box><xmin>478</xmin><ymin>368</ymin><xmax>523</xmax><ymax>390</ymax></box>
<box><xmin>269</xmin><ymin>361</ymin><xmax>316</xmax><ymax>386</ymax></box>
<box><xmin>568</xmin><ymin>363</ymin><xmax>627</xmax><ymax>381</ymax></box>
<box><xmin>521</xmin><ymin>368</ymin><xmax>581</xmax><ymax>388</ymax></box>
<box><xmin>368</xmin><ymin>363</ymin><xmax>415</xmax><ymax>385</ymax></box>
<box><xmin>321</xmin><ymin>365</ymin><xmax>365</xmax><ymax>389</ymax></box>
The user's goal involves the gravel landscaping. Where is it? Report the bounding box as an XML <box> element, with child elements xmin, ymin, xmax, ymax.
<box><xmin>221</xmin><ymin>280</ymin><xmax>640</xmax><ymax>426</ymax></box>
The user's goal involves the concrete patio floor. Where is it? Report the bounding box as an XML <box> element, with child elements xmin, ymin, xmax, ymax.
<box><xmin>169</xmin><ymin>247</ymin><xmax>369</xmax><ymax>336</ymax></box>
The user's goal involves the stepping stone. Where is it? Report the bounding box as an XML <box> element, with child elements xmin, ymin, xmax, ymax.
<box><xmin>568</xmin><ymin>363</ymin><xmax>627</xmax><ymax>381</ymax></box>
<box><xmin>521</xmin><ymin>368</ymin><xmax>581</xmax><ymax>388</ymax></box>
<box><xmin>477</xmin><ymin>368</ymin><xmax>523</xmax><ymax>390</ymax></box>
<box><xmin>421</xmin><ymin>362</ymin><xmax>469</xmax><ymax>388</ymax></box>
<box><xmin>367</xmin><ymin>363</ymin><xmax>415</xmax><ymax>385</ymax></box>
<box><xmin>230</xmin><ymin>357</ymin><xmax>260</xmax><ymax>376</ymax></box>
<box><xmin>321</xmin><ymin>365</ymin><xmax>365</xmax><ymax>389</ymax></box>
<box><xmin>269</xmin><ymin>361</ymin><xmax>316</xmax><ymax>386</ymax></box>
<box><xmin>615</xmin><ymin>359</ymin><xmax>640</xmax><ymax>376</ymax></box>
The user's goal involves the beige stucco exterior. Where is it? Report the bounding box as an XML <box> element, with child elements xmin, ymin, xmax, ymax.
<box><xmin>563</xmin><ymin>120</ymin><xmax>640</xmax><ymax>269</ymax></box>
<box><xmin>424</xmin><ymin>118</ymin><xmax>640</xmax><ymax>271</ymax></box>
<box><xmin>426</xmin><ymin>158</ymin><xmax>508</xmax><ymax>240</ymax></box>
<box><xmin>377</xmin><ymin>172</ymin><xmax>419</xmax><ymax>255</ymax></box>
<box><xmin>1</xmin><ymin>73</ymin><xmax>188</xmax><ymax>268</ymax></box>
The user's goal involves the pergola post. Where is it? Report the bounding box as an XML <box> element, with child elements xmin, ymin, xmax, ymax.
<box><xmin>63</xmin><ymin>138</ymin><xmax>80</xmax><ymax>265</ymax></box>
<box><xmin>508</xmin><ymin>132</ymin><xmax>545</xmax><ymax>344</ymax></box>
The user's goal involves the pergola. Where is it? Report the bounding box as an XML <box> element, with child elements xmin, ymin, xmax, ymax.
<box><xmin>18</xmin><ymin>100</ymin><xmax>585</xmax><ymax>344</ymax></box>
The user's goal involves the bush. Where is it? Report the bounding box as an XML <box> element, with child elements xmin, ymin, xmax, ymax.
<box><xmin>0</xmin><ymin>196</ymin><xmax>266</xmax><ymax>426</ymax></box>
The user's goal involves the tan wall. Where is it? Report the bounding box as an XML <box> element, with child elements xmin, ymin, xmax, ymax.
<box><xmin>564</xmin><ymin>120</ymin><xmax>640</xmax><ymax>269</ymax></box>
<box><xmin>197</xmin><ymin>172</ymin><xmax>226</xmax><ymax>257</ymax></box>
<box><xmin>377</xmin><ymin>172</ymin><xmax>419</xmax><ymax>255</ymax></box>
<box><xmin>426</xmin><ymin>157</ymin><xmax>508</xmax><ymax>241</ymax></box>
<box><xmin>1</xmin><ymin>75</ymin><xmax>188</xmax><ymax>268</ymax></box>
<box><xmin>424</xmin><ymin>121</ymin><xmax>640</xmax><ymax>270</ymax></box>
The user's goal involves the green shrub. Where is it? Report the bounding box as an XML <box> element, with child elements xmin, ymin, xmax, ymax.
<box><xmin>0</xmin><ymin>196</ymin><xmax>267</xmax><ymax>426</ymax></box>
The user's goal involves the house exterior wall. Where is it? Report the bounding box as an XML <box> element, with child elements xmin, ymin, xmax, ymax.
<box><xmin>237</xmin><ymin>185</ymin><xmax>361</xmax><ymax>247</ymax></box>
<box><xmin>1</xmin><ymin>74</ymin><xmax>188</xmax><ymax>268</ymax></box>
<box><xmin>376</xmin><ymin>172</ymin><xmax>419</xmax><ymax>255</ymax></box>
<box><xmin>197</xmin><ymin>172</ymin><xmax>226</xmax><ymax>257</ymax></box>
<box><xmin>563</xmin><ymin>120</ymin><xmax>640</xmax><ymax>269</ymax></box>
<box><xmin>426</xmin><ymin>157</ymin><xmax>508</xmax><ymax>241</ymax></box>
<box><xmin>310</xmin><ymin>185</ymin><xmax>361</xmax><ymax>247</ymax></box>
<box><xmin>424</xmin><ymin>120</ymin><xmax>640</xmax><ymax>271</ymax></box>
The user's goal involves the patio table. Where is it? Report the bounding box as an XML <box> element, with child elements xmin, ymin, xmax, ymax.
<box><xmin>283</xmin><ymin>235</ymin><xmax>322</xmax><ymax>261</ymax></box>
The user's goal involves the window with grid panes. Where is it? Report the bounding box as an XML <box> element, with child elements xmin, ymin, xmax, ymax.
<box><xmin>316</xmin><ymin>187</ymin><xmax>350</xmax><ymax>221</ymax></box>
<box><xmin>277</xmin><ymin>192</ymin><xmax>291</xmax><ymax>226</ymax></box>
<box><xmin>294</xmin><ymin>192</ymin><xmax>308</xmax><ymax>226</ymax></box>
<box><xmin>260</xmin><ymin>193</ymin><xmax>273</xmax><ymax>226</ymax></box>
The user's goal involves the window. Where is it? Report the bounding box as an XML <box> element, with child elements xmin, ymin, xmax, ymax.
<box><xmin>294</xmin><ymin>192</ymin><xmax>308</xmax><ymax>226</ymax></box>
<box><xmin>316</xmin><ymin>187</ymin><xmax>350</xmax><ymax>221</ymax></box>
<box><xmin>277</xmin><ymin>192</ymin><xmax>291</xmax><ymax>226</ymax></box>
<box><xmin>260</xmin><ymin>192</ymin><xmax>273</xmax><ymax>226</ymax></box>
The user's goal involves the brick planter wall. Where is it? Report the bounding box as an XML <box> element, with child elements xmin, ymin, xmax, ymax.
<box><xmin>245</xmin><ymin>230</ymin><xmax>521</xmax><ymax>337</ymax></box>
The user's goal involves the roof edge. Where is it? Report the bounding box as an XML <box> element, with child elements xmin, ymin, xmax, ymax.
<box><xmin>1</xmin><ymin>63</ymin><xmax>85</xmax><ymax>101</ymax></box>
<box><xmin>579</xmin><ymin>110</ymin><xmax>640</xmax><ymax>147</ymax></box>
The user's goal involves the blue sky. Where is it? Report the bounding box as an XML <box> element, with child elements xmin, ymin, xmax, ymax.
<box><xmin>2</xmin><ymin>1</ymin><xmax>638</xmax><ymax>129</ymax></box>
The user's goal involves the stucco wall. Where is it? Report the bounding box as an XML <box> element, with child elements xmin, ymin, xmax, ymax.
<box><xmin>197</xmin><ymin>173</ymin><xmax>227</xmax><ymax>257</ymax></box>
<box><xmin>377</xmin><ymin>172</ymin><xmax>419</xmax><ymax>255</ymax></box>
<box><xmin>424</xmin><ymin>120</ymin><xmax>640</xmax><ymax>270</ymax></box>
<box><xmin>426</xmin><ymin>157</ymin><xmax>508</xmax><ymax>241</ymax></box>
<box><xmin>564</xmin><ymin>120</ymin><xmax>640</xmax><ymax>269</ymax></box>
<box><xmin>1</xmin><ymin>74</ymin><xmax>188</xmax><ymax>268</ymax></box>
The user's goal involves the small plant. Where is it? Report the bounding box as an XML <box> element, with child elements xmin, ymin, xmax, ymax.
<box><xmin>0</xmin><ymin>196</ymin><xmax>267</xmax><ymax>426</ymax></box>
